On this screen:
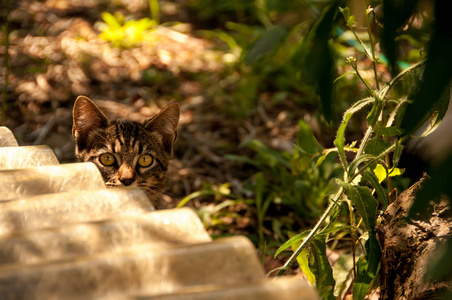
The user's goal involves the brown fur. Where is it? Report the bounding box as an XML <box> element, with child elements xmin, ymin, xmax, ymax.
<box><xmin>72</xmin><ymin>95</ymin><xmax>180</xmax><ymax>209</ymax></box>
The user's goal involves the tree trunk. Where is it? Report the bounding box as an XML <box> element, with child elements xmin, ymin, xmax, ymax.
<box><xmin>377</xmin><ymin>177</ymin><xmax>452</xmax><ymax>299</ymax></box>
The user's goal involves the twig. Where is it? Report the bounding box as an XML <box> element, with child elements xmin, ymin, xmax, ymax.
<box><xmin>361</xmin><ymin>0</ymin><xmax>379</xmax><ymax>90</ymax></box>
<box><xmin>33</xmin><ymin>115</ymin><xmax>56</xmax><ymax>145</ymax></box>
<box><xmin>274</xmin><ymin>187</ymin><xmax>344</xmax><ymax>277</ymax></box>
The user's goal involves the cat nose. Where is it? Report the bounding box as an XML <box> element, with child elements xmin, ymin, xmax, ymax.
<box><xmin>120</xmin><ymin>177</ymin><xmax>135</xmax><ymax>186</ymax></box>
<box><xmin>118</xmin><ymin>164</ymin><xmax>136</xmax><ymax>186</ymax></box>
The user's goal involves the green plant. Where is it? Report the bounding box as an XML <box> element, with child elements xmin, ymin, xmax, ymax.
<box><xmin>204</xmin><ymin>0</ymin><xmax>359</xmax><ymax>119</ymax></box>
<box><xmin>97</xmin><ymin>12</ymin><xmax>157</xmax><ymax>49</ymax></box>
<box><xmin>268</xmin><ymin>1</ymin><xmax>449</xmax><ymax>299</ymax></box>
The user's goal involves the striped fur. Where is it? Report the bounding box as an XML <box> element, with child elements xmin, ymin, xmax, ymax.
<box><xmin>72</xmin><ymin>96</ymin><xmax>179</xmax><ymax>209</ymax></box>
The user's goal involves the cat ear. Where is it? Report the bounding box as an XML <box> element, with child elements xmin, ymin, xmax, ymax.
<box><xmin>144</xmin><ymin>102</ymin><xmax>180</xmax><ymax>153</ymax></box>
<box><xmin>72</xmin><ymin>96</ymin><xmax>110</xmax><ymax>150</ymax></box>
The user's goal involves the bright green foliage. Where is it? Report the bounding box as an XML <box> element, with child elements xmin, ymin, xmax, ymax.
<box><xmin>309</xmin><ymin>236</ymin><xmax>336</xmax><ymax>300</ymax></box>
<box><xmin>269</xmin><ymin>1</ymin><xmax>449</xmax><ymax>299</ymax></box>
<box><xmin>288</xmin><ymin>232</ymin><xmax>315</xmax><ymax>283</ymax></box>
<box><xmin>227</xmin><ymin>122</ymin><xmax>342</xmax><ymax>220</ymax></box>
<box><xmin>337</xmin><ymin>181</ymin><xmax>380</xmax><ymax>299</ymax></box>
<box><xmin>175</xmin><ymin>1</ymin><xmax>448</xmax><ymax>298</ymax></box>
<box><xmin>373</xmin><ymin>163</ymin><xmax>404</xmax><ymax>184</ymax></box>
<box><xmin>97</xmin><ymin>12</ymin><xmax>157</xmax><ymax>49</ymax></box>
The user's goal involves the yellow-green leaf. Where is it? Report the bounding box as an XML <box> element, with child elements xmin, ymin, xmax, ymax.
<box><xmin>373</xmin><ymin>164</ymin><xmax>405</xmax><ymax>183</ymax></box>
<box><xmin>288</xmin><ymin>232</ymin><xmax>315</xmax><ymax>284</ymax></box>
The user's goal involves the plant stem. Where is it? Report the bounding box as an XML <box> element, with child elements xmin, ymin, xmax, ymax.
<box><xmin>275</xmin><ymin>187</ymin><xmax>344</xmax><ymax>277</ymax></box>
<box><xmin>351</xmin><ymin>62</ymin><xmax>374</xmax><ymax>95</ymax></box>
<box><xmin>355</xmin><ymin>122</ymin><xmax>373</xmax><ymax>160</ymax></box>
<box><xmin>149</xmin><ymin>0</ymin><xmax>160</xmax><ymax>25</ymax></box>
<box><xmin>361</xmin><ymin>0</ymin><xmax>379</xmax><ymax>90</ymax></box>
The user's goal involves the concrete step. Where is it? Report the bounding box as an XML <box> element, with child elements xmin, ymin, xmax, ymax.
<box><xmin>0</xmin><ymin>236</ymin><xmax>265</xmax><ymax>299</ymax></box>
<box><xmin>145</xmin><ymin>277</ymin><xmax>317</xmax><ymax>300</ymax></box>
<box><xmin>0</xmin><ymin>208</ymin><xmax>211</xmax><ymax>266</ymax></box>
<box><xmin>0</xmin><ymin>162</ymin><xmax>106</xmax><ymax>201</ymax></box>
<box><xmin>0</xmin><ymin>126</ymin><xmax>319</xmax><ymax>299</ymax></box>
<box><xmin>0</xmin><ymin>187</ymin><xmax>154</xmax><ymax>235</ymax></box>
<box><xmin>0</xmin><ymin>126</ymin><xmax>19</xmax><ymax>147</ymax></box>
<box><xmin>0</xmin><ymin>145</ymin><xmax>59</xmax><ymax>170</ymax></box>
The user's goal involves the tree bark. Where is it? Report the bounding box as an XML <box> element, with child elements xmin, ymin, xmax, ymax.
<box><xmin>377</xmin><ymin>177</ymin><xmax>452</xmax><ymax>299</ymax></box>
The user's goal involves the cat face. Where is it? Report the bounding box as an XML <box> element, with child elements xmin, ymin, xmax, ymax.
<box><xmin>72</xmin><ymin>96</ymin><xmax>180</xmax><ymax>209</ymax></box>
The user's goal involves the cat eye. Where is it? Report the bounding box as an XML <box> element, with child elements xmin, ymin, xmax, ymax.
<box><xmin>137</xmin><ymin>154</ymin><xmax>154</xmax><ymax>168</ymax></box>
<box><xmin>99</xmin><ymin>153</ymin><xmax>116</xmax><ymax>166</ymax></box>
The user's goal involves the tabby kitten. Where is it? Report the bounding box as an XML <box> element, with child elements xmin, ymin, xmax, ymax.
<box><xmin>72</xmin><ymin>95</ymin><xmax>180</xmax><ymax>209</ymax></box>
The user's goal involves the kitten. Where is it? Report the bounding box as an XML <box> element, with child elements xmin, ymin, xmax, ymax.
<box><xmin>72</xmin><ymin>95</ymin><xmax>180</xmax><ymax>209</ymax></box>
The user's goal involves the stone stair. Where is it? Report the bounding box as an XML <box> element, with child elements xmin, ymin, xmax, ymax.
<box><xmin>0</xmin><ymin>126</ymin><xmax>318</xmax><ymax>299</ymax></box>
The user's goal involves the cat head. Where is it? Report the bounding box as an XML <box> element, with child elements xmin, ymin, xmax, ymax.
<box><xmin>72</xmin><ymin>95</ymin><xmax>180</xmax><ymax>209</ymax></box>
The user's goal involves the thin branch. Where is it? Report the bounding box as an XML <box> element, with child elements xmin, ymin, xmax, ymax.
<box><xmin>274</xmin><ymin>187</ymin><xmax>344</xmax><ymax>277</ymax></box>
<box><xmin>361</xmin><ymin>0</ymin><xmax>380</xmax><ymax>90</ymax></box>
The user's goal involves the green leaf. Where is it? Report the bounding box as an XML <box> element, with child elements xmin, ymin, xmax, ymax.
<box><xmin>333</xmin><ymin>71</ymin><xmax>356</xmax><ymax>83</ymax></box>
<box><xmin>338</xmin><ymin>6</ymin><xmax>355</xmax><ymax>29</ymax></box>
<box><xmin>245</xmin><ymin>25</ymin><xmax>287</xmax><ymax>64</ymax></box>
<box><xmin>353</xmin><ymin>256</ymin><xmax>373</xmax><ymax>299</ymax></box>
<box><xmin>149</xmin><ymin>0</ymin><xmax>160</xmax><ymax>24</ymax></box>
<box><xmin>101</xmin><ymin>12</ymin><xmax>121</xmax><ymax>29</ymax></box>
<box><xmin>339</xmin><ymin>7</ymin><xmax>350</xmax><ymax>22</ymax></box>
<box><xmin>296</xmin><ymin>120</ymin><xmax>324</xmax><ymax>154</ymax></box>
<box><xmin>364</xmin><ymin>138</ymin><xmax>392</xmax><ymax>156</ymax></box>
<box><xmin>243</xmin><ymin>140</ymin><xmax>292</xmax><ymax>169</ymax></box>
<box><xmin>373</xmin><ymin>164</ymin><xmax>404</xmax><ymax>184</ymax></box>
<box><xmin>274</xmin><ymin>230</ymin><xmax>310</xmax><ymax>258</ymax></box>
<box><xmin>291</xmin><ymin>120</ymin><xmax>324</xmax><ymax>175</ymax></box>
<box><xmin>291</xmin><ymin>150</ymin><xmax>314</xmax><ymax>175</ymax></box>
<box><xmin>255</xmin><ymin>172</ymin><xmax>265</xmax><ymax>213</ymax></box>
<box><xmin>315</xmin><ymin>151</ymin><xmax>331</xmax><ymax>169</ymax></box>
<box><xmin>377</xmin><ymin>126</ymin><xmax>402</xmax><ymax>137</ymax></box>
<box><xmin>297</xmin><ymin>1</ymin><xmax>341</xmax><ymax>121</ymax></box>
<box><xmin>362</xmin><ymin>170</ymin><xmax>388</xmax><ymax>210</ymax></box>
<box><xmin>381</xmin><ymin>0</ymin><xmax>419</xmax><ymax>75</ymax></box>
<box><xmin>413</xmin><ymin>85</ymin><xmax>450</xmax><ymax>138</ymax></box>
<box><xmin>337</xmin><ymin>181</ymin><xmax>381</xmax><ymax>299</ymax></box>
<box><xmin>309</xmin><ymin>235</ymin><xmax>336</xmax><ymax>300</ymax></box>
<box><xmin>334</xmin><ymin>97</ymin><xmax>374</xmax><ymax>168</ymax></box>
<box><xmin>348</xmin><ymin>153</ymin><xmax>376</xmax><ymax>177</ymax></box>
<box><xmin>354</xmin><ymin>231</ymin><xmax>381</xmax><ymax>299</ymax></box>
<box><xmin>392</xmin><ymin>140</ymin><xmax>404</xmax><ymax>168</ymax></box>
<box><xmin>400</xmin><ymin>8</ymin><xmax>452</xmax><ymax>137</ymax></box>
<box><xmin>287</xmin><ymin>232</ymin><xmax>315</xmax><ymax>283</ymax></box>
<box><xmin>366</xmin><ymin>97</ymin><xmax>383</xmax><ymax>127</ymax></box>
<box><xmin>336</xmin><ymin>181</ymin><xmax>377</xmax><ymax>234</ymax></box>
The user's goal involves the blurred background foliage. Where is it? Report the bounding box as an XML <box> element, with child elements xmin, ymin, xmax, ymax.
<box><xmin>1</xmin><ymin>0</ymin><xmax>451</xmax><ymax>298</ymax></box>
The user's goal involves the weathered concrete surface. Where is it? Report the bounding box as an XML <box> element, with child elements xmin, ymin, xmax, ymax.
<box><xmin>0</xmin><ymin>208</ymin><xmax>210</xmax><ymax>266</ymax></box>
<box><xmin>0</xmin><ymin>237</ymin><xmax>264</xmax><ymax>299</ymax></box>
<box><xmin>0</xmin><ymin>162</ymin><xmax>105</xmax><ymax>201</ymax></box>
<box><xmin>0</xmin><ymin>145</ymin><xmax>59</xmax><ymax>170</ymax></box>
<box><xmin>0</xmin><ymin>126</ymin><xmax>19</xmax><ymax>147</ymax></box>
<box><xmin>0</xmin><ymin>127</ymin><xmax>319</xmax><ymax>300</ymax></box>
<box><xmin>146</xmin><ymin>277</ymin><xmax>318</xmax><ymax>300</ymax></box>
<box><xmin>0</xmin><ymin>187</ymin><xmax>154</xmax><ymax>235</ymax></box>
